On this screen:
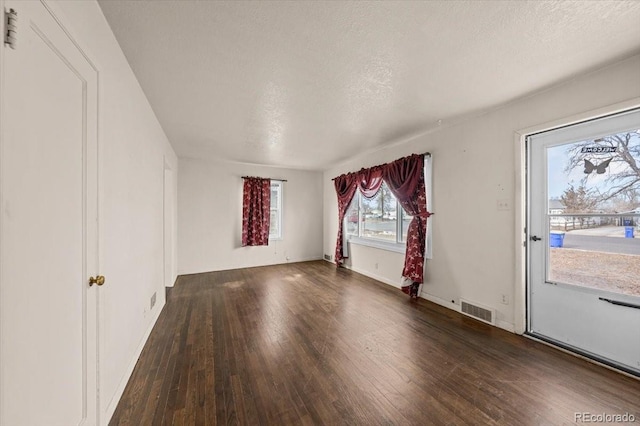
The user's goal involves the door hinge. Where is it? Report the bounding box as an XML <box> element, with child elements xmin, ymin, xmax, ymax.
<box><xmin>4</xmin><ymin>8</ymin><xmax>17</xmax><ymax>49</ymax></box>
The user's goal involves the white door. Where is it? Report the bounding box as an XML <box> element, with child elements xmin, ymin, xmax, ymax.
<box><xmin>1</xmin><ymin>1</ymin><xmax>99</xmax><ymax>425</ymax></box>
<box><xmin>528</xmin><ymin>108</ymin><xmax>640</xmax><ymax>376</ymax></box>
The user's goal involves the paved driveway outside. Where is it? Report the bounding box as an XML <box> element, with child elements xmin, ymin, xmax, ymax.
<box><xmin>561</xmin><ymin>233</ymin><xmax>640</xmax><ymax>255</ymax></box>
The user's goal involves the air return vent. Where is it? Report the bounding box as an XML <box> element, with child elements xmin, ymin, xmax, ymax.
<box><xmin>460</xmin><ymin>299</ymin><xmax>495</xmax><ymax>325</ymax></box>
<box><xmin>323</xmin><ymin>254</ymin><xmax>331</xmax><ymax>261</ymax></box>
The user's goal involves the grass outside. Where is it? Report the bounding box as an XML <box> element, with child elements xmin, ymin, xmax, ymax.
<box><xmin>549</xmin><ymin>248</ymin><xmax>640</xmax><ymax>297</ymax></box>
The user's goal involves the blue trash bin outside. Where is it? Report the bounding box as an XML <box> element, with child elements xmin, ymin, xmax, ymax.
<box><xmin>550</xmin><ymin>232</ymin><xmax>565</xmax><ymax>247</ymax></box>
<box><xmin>625</xmin><ymin>226</ymin><xmax>635</xmax><ymax>238</ymax></box>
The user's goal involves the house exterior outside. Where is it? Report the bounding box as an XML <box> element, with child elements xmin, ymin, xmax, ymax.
<box><xmin>549</xmin><ymin>199</ymin><xmax>567</xmax><ymax>228</ymax></box>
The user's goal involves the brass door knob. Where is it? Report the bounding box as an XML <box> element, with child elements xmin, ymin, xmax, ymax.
<box><xmin>89</xmin><ymin>275</ymin><xmax>105</xmax><ymax>287</ymax></box>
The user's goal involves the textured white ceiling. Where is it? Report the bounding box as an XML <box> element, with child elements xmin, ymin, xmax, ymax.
<box><xmin>98</xmin><ymin>0</ymin><xmax>640</xmax><ymax>170</ymax></box>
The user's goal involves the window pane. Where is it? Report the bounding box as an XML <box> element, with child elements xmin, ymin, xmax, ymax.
<box><xmin>270</xmin><ymin>209</ymin><xmax>278</xmax><ymax>236</ymax></box>
<box><xmin>548</xmin><ymin>215</ymin><xmax>640</xmax><ymax>297</ymax></box>
<box><xmin>362</xmin><ymin>184</ymin><xmax>397</xmax><ymax>241</ymax></box>
<box><xmin>401</xmin><ymin>210</ymin><xmax>412</xmax><ymax>242</ymax></box>
<box><xmin>345</xmin><ymin>195</ymin><xmax>359</xmax><ymax>236</ymax></box>
<box><xmin>269</xmin><ymin>182</ymin><xmax>282</xmax><ymax>238</ymax></box>
<box><xmin>545</xmin><ymin>129</ymin><xmax>640</xmax><ymax>296</ymax></box>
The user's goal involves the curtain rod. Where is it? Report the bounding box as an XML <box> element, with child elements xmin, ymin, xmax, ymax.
<box><xmin>241</xmin><ymin>176</ymin><xmax>288</xmax><ymax>182</ymax></box>
<box><xmin>331</xmin><ymin>152</ymin><xmax>431</xmax><ymax>180</ymax></box>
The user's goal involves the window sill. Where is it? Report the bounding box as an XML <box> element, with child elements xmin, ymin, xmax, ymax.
<box><xmin>348</xmin><ymin>236</ymin><xmax>406</xmax><ymax>254</ymax></box>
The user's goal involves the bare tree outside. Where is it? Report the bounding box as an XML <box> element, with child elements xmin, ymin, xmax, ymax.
<box><xmin>560</xmin><ymin>183</ymin><xmax>598</xmax><ymax>212</ymax></box>
<box><xmin>560</xmin><ymin>183</ymin><xmax>599</xmax><ymax>226</ymax></box>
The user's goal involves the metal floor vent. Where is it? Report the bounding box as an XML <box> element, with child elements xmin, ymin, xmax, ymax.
<box><xmin>460</xmin><ymin>299</ymin><xmax>495</xmax><ymax>325</ymax></box>
<box><xmin>323</xmin><ymin>254</ymin><xmax>331</xmax><ymax>261</ymax></box>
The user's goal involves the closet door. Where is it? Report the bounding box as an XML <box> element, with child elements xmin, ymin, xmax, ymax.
<box><xmin>1</xmin><ymin>1</ymin><xmax>100</xmax><ymax>424</ymax></box>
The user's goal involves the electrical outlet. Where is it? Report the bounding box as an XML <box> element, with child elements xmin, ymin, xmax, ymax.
<box><xmin>374</xmin><ymin>262</ymin><xmax>378</xmax><ymax>270</ymax></box>
<box><xmin>497</xmin><ymin>199</ymin><xmax>510</xmax><ymax>211</ymax></box>
<box><xmin>501</xmin><ymin>294</ymin><xmax>509</xmax><ymax>305</ymax></box>
<box><xmin>150</xmin><ymin>292</ymin><xmax>157</xmax><ymax>310</ymax></box>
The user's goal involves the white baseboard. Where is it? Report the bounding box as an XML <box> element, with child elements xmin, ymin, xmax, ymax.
<box><xmin>421</xmin><ymin>292</ymin><xmax>515</xmax><ymax>333</ymax></box>
<box><xmin>420</xmin><ymin>292</ymin><xmax>461</xmax><ymax>312</ymax></box>
<box><xmin>496</xmin><ymin>320</ymin><xmax>516</xmax><ymax>333</ymax></box>
<box><xmin>290</xmin><ymin>256</ymin><xmax>324</xmax><ymax>264</ymax></box>
<box><xmin>178</xmin><ymin>256</ymin><xmax>324</xmax><ymax>276</ymax></box>
<box><xmin>165</xmin><ymin>273</ymin><xmax>178</xmax><ymax>288</ymax></box>
<box><xmin>101</xmin><ymin>300</ymin><xmax>165</xmax><ymax>426</ymax></box>
<box><xmin>342</xmin><ymin>264</ymin><xmax>401</xmax><ymax>289</ymax></box>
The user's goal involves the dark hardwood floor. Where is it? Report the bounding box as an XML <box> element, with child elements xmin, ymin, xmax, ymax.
<box><xmin>109</xmin><ymin>261</ymin><xmax>640</xmax><ymax>425</ymax></box>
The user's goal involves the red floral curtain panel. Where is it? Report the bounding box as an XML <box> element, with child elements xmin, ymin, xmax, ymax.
<box><xmin>333</xmin><ymin>173</ymin><xmax>358</xmax><ymax>263</ymax></box>
<box><xmin>334</xmin><ymin>167</ymin><xmax>386</xmax><ymax>263</ymax></box>
<box><xmin>333</xmin><ymin>154</ymin><xmax>431</xmax><ymax>297</ymax></box>
<box><xmin>383</xmin><ymin>154</ymin><xmax>431</xmax><ymax>295</ymax></box>
<box><xmin>242</xmin><ymin>177</ymin><xmax>271</xmax><ymax>246</ymax></box>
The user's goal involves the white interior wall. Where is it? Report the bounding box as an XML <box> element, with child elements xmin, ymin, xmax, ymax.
<box><xmin>323</xmin><ymin>54</ymin><xmax>640</xmax><ymax>332</ymax></box>
<box><xmin>54</xmin><ymin>2</ymin><xmax>178</xmax><ymax>423</ymax></box>
<box><xmin>178</xmin><ymin>158</ymin><xmax>323</xmax><ymax>274</ymax></box>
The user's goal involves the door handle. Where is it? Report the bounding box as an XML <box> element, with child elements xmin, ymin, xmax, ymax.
<box><xmin>530</xmin><ymin>235</ymin><xmax>542</xmax><ymax>241</ymax></box>
<box><xmin>89</xmin><ymin>275</ymin><xmax>105</xmax><ymax>287</ymax></box>
<box><xmin>599</xmin><ymin>297</ymin><xmax>640</xmax><ymax>310</ymax></box>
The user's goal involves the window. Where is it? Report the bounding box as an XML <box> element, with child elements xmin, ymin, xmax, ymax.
<box><xmin>344</xmin><ymin>154</ymin><xmax>433</xmax><ymax>257</ymax></box>
<box><xmin>269</xmin><ymin>181</ymin><xmax>283</xmax><ymax>239</ymax></box>
<box><xmin>345</xmin><ymin>181</ymin><xmax>412</xmax><ymax>251</ymax></box>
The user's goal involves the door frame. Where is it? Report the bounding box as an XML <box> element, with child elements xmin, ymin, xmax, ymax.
<box><xmin>0</xmin><ymin>0</ymin><xmax>104</xmax><ymax>423</ymax></box>
<box><xmin>514</xmin><ymin>97</ymin><xmax>640</xmax><ymax>371</ymax></box>
<box><xmin>163</xmin><ymin>158</ymin><xmax>175</xmax><ymax>288</ymax></box>
<box><xmin>0</xmin><ymin>0</ymin><xmax>6</xmax><ymax>420</ymax></box>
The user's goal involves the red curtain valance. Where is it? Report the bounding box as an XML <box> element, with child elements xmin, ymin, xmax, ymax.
<box><xmin>357</xmin><ymin>166</ymin><xmax>384</xmax><ymax>198</ymax></box>
<box><xmin>333</xmin><ymin>154</ymin><xmax>431</xmax><ymax>295</ymax></box>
